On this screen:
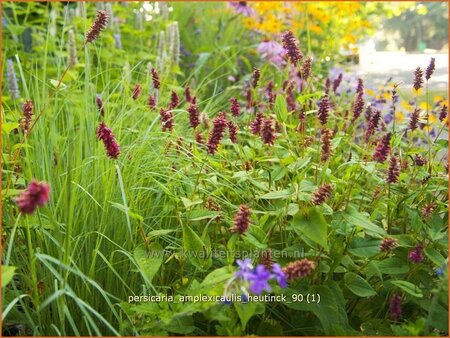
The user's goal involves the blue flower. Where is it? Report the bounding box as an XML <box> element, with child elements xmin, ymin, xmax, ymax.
<box><xmin>235</xmin><ymin>258</ymin><xmax>253</xmax><ymax>280</ymax></box>
<box><xmin>248</xmin><ymin>265</ymin><xmax>271</xmax><ymax>295</ymax></box>
<box><xmin>271</xmin><ymin>263</ymin><xmax>287</xmax><ymax>288</ymax></box>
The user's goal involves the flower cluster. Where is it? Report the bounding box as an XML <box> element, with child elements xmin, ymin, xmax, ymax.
<box><xmin>148</xmin><ymin>95</ymin><xmax>157</xmax><ymax>110</ymax></box>
<box><xmin>250</xmin><ymin>112</ymin><xmax>264</xmax><ymax>135</ymax></box>
<box><xmin>132</xmin><ymin>84</ymin><xmax>142</xmax><ymax>100</ymax></box>
<box><xmin>317</xmin><ymin>95</ymin><xmax>330</xmax><ymax>125</ymax></box>
<box><xmin>21</xmin><ymin>99</ymin><xmax>34</xmax><ymax>135</ymax></box>
<box><xmin>184</xmin><ymin>86</ymin><xmax>193</xmax><ymax>103</ymax></box>
<box><xmin>251</xmin><ymin>67</ymin><xmax>260</xmax><ymax>88</ymax></box>
<box><xmin>379</xmin><ymin>237</ymin><xmax>398</xmax><ymax>252</ymax></box>
<box><xmin>301</xmin><ymin>56</ymin><xmax>312</xmax><ymax>81</ymax></box>
<box><xmin>386</xmin><ymin>155</ymin><xmax>400</xmax><ymax>184</ymax></box>
<box><xmin>230</xmin><ymin>204</ymin><xmax>251</xmax><ymax>234</ymax></box>
<box><xmin>311</xmin><ymin>183</ymin><xmax>333</xmax><ymax>205</ymax></box>
<box><xmin>320</xmin><ymin>128</ymin><xmax>334</xmax><ymax>162</ymax></box>
<box><xmin>227</xmin><ymin>120</ymin><xmax>238</xmax><ymax>144</ymax></box>
<box><xmin>351</xmin><ymin>79</ymin><xmax>364</xmax><ymax>122</ymax></box>
<box><xmin>439</xmin><ymin>104</ymin><xmax>447</xmax><ymax>122</ymax></box>
<box><xmin>151</xmin><ymin>68</ymin><xmax>161</xmax><ymax>90</ymax></box>
<box><xmin>282</xmin><ymin>259</ymin><xmax>315</xmax><ymax>281</ymax></box>
<box><xmin>86</xmin><ymin>10</ymin><xmax>108</xmax><ymax>43</ymax></box>
<box><xmin>365</xmin><ymin>109</ymin><xmax>381</xmax><ymax>141</ymax></box>
<box><xmin>413</xmin><ymin>154</ymin><xmax>427</xmax><ymax>166</ymax></box>
<box><xmin>187</xmin><ymin>97</ymin><xmax>200</xmax><ymax>128</ymax></box>
<box><xmin>332</xmin><ymin>73</ymin><xmax>343</xmax><ymax>94</ymax></box>
<box><xmin>425</xmin><ymin>57</ymin><xmax>436</xmax><ymax>81</ymax></box>
<box><xmin>281</xmin><ymin>31</ymin><xmax>303</xmax><ymax>66</ymax></box>
<box><xmin>372</xmin><ymin>132</ymin><xmax>391</xmax><ymax>163</ymax></box>
<box><xmin>421</xmin><ymin>202</ymin><xmax>436</xmax><ymax>218</ymax></box>
<box><xmin>159</xmin><ymin>108</ymin><xmax>174</xmax><ymax>132</ymax></box>
<box><xmin>409</xmin><ymin>108</ymin><xmax>420</xmax><ymax>130</ymax></box>
<box><xmin>97</xmin><ymin>122</ymin><xmax>121</xmax><ymax>159</ymax></box>
<box><xmin>14</xmin><ymin>180</ymin><xmax>50</xmax><ymax>214</ymax></box>
<box><xmin>229</xmin><ymin>97</ymin><xmax>241</xmax><ymax>117</ymax></box>
<box><xmin>96</xmin><ymin>94</ymin><xmax>105</xmax><ymax>116</ymax></box>
<box><xmin>390</xmin><ymin>294</ymin><xmax>402</xmax><ymax>320</ymax></box>
<box><xmin>260</xmin><ymin>117</ymin><xmax>276</xmax><ymax>145</ymax></box>
<box><xmin>408</xmin><ymin>243</ymin><xmax>424</xmax><ymax>263</ymax></box>
<box><xmin>235</xmin><ymin>259</ymin><xmax>286</xmax><ymax>295</ymax></box>
<box><xmin>168</xmin><ymin>90</ymin><xmax>180</xmax><ymax>110</ymax></box>
<box><xmin>206</xmin><ymin>112</ymin><xmax>227</xmax><ymax>155</ymax></box>
<box><xmin>413</xmin><ymin>67</ymin><xmax>423</xmax><ymax>91</ymax></box>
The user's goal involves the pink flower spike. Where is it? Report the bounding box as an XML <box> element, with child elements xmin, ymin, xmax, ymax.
<box><xmin>14</xmin><ymin>180</ymin><xmax>50</xmax><ymax>214</ymax></box>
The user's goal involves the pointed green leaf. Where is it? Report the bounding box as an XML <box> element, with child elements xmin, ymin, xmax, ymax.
<box><xmin>344</xmin><ymin>272</ymin><xmax>377</xmax><ymax>297</ymax></box>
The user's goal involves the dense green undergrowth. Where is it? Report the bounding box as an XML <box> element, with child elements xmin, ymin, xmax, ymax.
<box><xmin>2</xmin><ymin>2</ymin><xmax>448</xmax><ymax>336</ymax></box>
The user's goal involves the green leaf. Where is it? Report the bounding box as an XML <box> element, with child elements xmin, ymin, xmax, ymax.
<box><xmin>257</xmin><ymin>320</ymin><xmax>284</xmax><ymax>336</ymax></box>
<box><xmin>182</xmin><ymin>222</ymin><xmax>211</xmax><ymax>270</ymax></box>
<box><xmin>257</xmin><ymin>189</ymin><xmax>292</xmax><ymax>200</ymax></box>
<box><xmin>234</xmin><ymin>301</ymin><xmax>264</xmax><ymax>329</ymax></box>
<box><xmin>189</xmin><ymin>209</ymin><xmax>220</xmax><ymax>221</ymax></box>
<box><xmin>363</xmin><ymin>260</ymin><xmax>382</xmax><ymax>279</ymax></box>
<box><xmin>49</xmin><ymin>79</ymin><xmax>67</xmax><ymax>90</ymax></box>
<box><xmin>344</xmin><ymin>272</ymin><xmax>377</xmax><ymax>297</ymax></box>
<box><xmin>284</xmin><ymin>283</ymin><xmax>351</xmax><ymax>335</ymax></box>
<box><xmin>243</xmin><ymin>233</ymin><xmax>267</xmax><ymax>249</ymax></box>
<box><xmin>287</xmin><ymin>203</ymin><xmax>299</xmax><ymax>216</ymax></box>
<box><xmin>343</xmin><ymin>206</ymin><xmax>386</xmax><ymax>237</ymax></box>
<box><xmin>200</xmin><ymin>267</ymin><xmax>234</xmax><ymax>287</ymax></box>
<box><xmin>133</xmin><ymin>244</ymin><xmax>163</xmax><ymax>285</ymax></box>
<box><xmin>147</xmin><ymin>229</ymin><xmax>176</xmax><ymax>239</ymax></box>
<box><xmin>425</xmin><ymin>248</ymin><xmax>446</xmax><ymax>267</ymax></box>
<box><xmin>390</xmin><ymin>280</ymin><xmax>423</xmax><ymax>298</ymax></box>
<box><xmin>348</xmin><ymin>237</ymin><xmax>380</xmax><ymax>258</ymax></box>
<box><xmin>297</xmin><ymin>91</ymin><xmax>323</xmax><ymax>104</ymax></box>
<box><xmin>377</xmin><ymin>257</ymin><xmax>409</xmax><ymax>274</ymax></box>
<box><xmin>287</xmin><ymin>156</ymin><xmax>311</xmax><ymax>172</ymax></box>
<box><xmin>2</xmin><ymin>122</ymin><xmax>19</xmax><ymax>135</ymax></box>
<box><xmin>274</xmin><ymin>95</ymin><xmax>288</xmax><ymax>122</ymax></box>
<box><xmin>180</xmin><ymin>197</ymin><xmax>203</xmax><ymax>209</ymax></box>
<box><xmin>290</xmin><ymin>207</ymin><xmax>329</xmax><ymax>251</ymax></box>
<box><xmin>2</xmin><ymin>265</ymin><xmax>16</xmax><ymax>288</ymax></box>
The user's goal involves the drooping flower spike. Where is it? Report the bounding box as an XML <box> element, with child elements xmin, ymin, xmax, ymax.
<box><xmin>97</xmin><ymin>122</ymin><xmax>121</xmax><ymax>159</ymax></box>
<box><xmin>14</xmin><ymin>180</ymin><xmax>50</xmax><ymax>214</ymax></box>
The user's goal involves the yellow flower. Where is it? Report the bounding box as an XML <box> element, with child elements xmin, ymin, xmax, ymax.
<box><xmin>401</xmin><ymin>101</ymin><xmax>412</xmax><ymax>109</ymax></box>
<box><xmin>365</xmin><ymin>88</ymin><xmax>375</xmax><ymax>96</ymax></box>
<box><xmin>429</xmin><ymin>113</ymin><xmax>437</xmax><ymax>124</ymax></box>
<box><xmin>395</xmin><ymin>111</ymin><xmax>404</xmax><ymax>123</ymax></box>
<box><xmin>420</xmin><ymin>102</ymin><xmax>431</xmax><ymax>111</ymax></box>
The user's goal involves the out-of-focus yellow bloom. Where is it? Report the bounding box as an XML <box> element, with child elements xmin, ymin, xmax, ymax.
<box><xmin>429</xmin><ymin>113</ymin><xmax>438</xmax><ymax>124</ymax></box>
<box><xmin>365</xmin><ymin>88</ymin><xmax>375</xmax><ymax>96</ymax></box>
<box><xmin>395</xmin><ymin>111</ymin><xmax>404</xmax><ymax>123</ymax></box>
<box><xmin>235</xmin><ymin>2</ymin><xmax>372</xmax><ymax>50</ymax></box>
<box><xmin>420</xmin><ymin>102</ymin><xmax>431</xmax><ymax>111</ymax></box>
<box><xmin>401</xmin><ymin>101</ymin><xmax>413</xmax><ymax>109</ymax></box>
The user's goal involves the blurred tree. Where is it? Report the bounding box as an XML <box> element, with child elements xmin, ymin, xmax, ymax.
<box><xmin>382</xmin><ymin>2</ymin><xmax>448</xmax><ymax>51</ymax></box>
